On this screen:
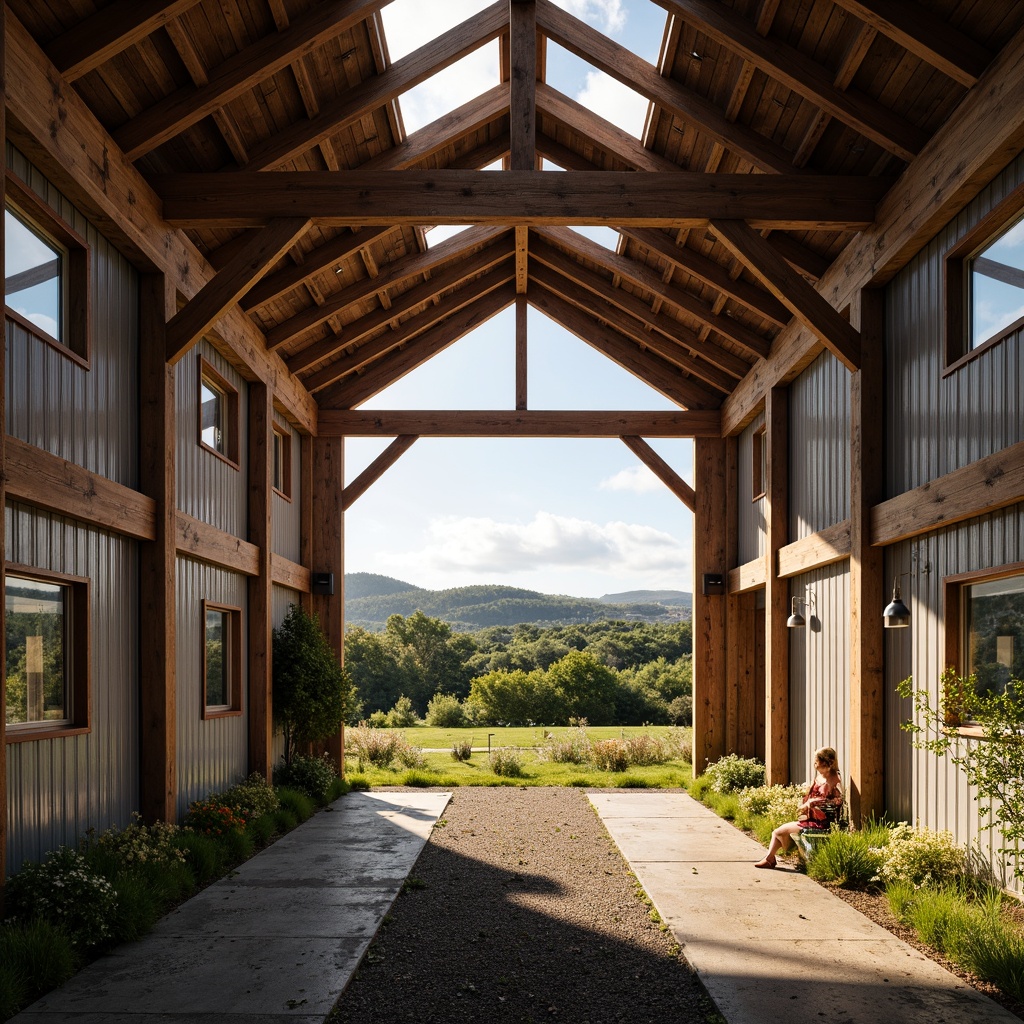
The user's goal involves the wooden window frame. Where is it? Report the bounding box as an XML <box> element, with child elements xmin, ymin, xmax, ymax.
<box><xmin>944</xmin><ymin>181</ymin><xmax>1024</xmax><ymax>374</ymax></box>
<box><xmin>751</xmin><ymin>426</ymin><xmax>766</xmax><ymax>501</ymax></box>
<box><xmin>4</xmin><ymin>172</ymin><xmax>91</xmax><ymax>368</ymax></box>
<box><xmin>272</xmin><ymin>422</ymin><xmax>293</xmax><ymax>501</ymax></box>
<box><xmin>197</xmin><ymin>356</ymin><xmax>240</xmax><ymax>469</ymax></box>
<box><xmin>201</xmin><ymin>599</ymin><xmax>243</xmax><ymax>720</ymax></box>
<box><xmin>4</xmin><ymin>564</ymin><xmax>91</xmax><ymax>743</ymax></box>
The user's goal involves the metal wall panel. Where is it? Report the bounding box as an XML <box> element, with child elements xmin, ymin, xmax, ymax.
<box><xmin>787</xmin><ymin>562</ymin><xmax>851</xmax><ymax>786</ymax></box>
<box><xmin>883</xmin><ymin>504</ymin><xmax>1024</xmax><ymax>891</ymax></box>
<box><xmin>271</xmin><ymin>414</ymin><xmax>301</xmax><ymax>563</ymax></box>
<box><xmin>175</xmin><ymin>342</ymin><xmax>248</xmax><ymax>537</ymax></box>
<box><xmin>788</xmin><ymin>351</ymin><xmax>849</xmax><ymax>539</ymax></box>
<box><xmin>738</xmin><ymin>411</ymin><xmax>766</xmax><ymax>565</ymax></box>
<box><xmin>175</xmin><ymin>557</ymin><xmax>249</xmax><ymax>815</ymax></box>
<box><xmin>887</xmin><ymin>151</ymin><xmax>1024</xmax><ymax>496</ymax></box>
<box><xmin>5</xmin><ymin>146</ymin><xmax>137</xmax><ymax>487</ymax></box>
<box><xmin>4</xmin><ymin>503</ymin><xmax>138</xmax><ymax>873</ymax></box>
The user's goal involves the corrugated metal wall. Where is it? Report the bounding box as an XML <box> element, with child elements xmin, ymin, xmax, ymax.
<box><xmin>884</xmin><ymin>506</ymin><xmax>1024</xmax><ymax>891</ymax></box>
<box><xmin>5</xmin><ymin>145</ymin><xmax>138</xmax><ymax>487</ymax></box>
<box><xmin>175</xmin><ymin>342</ymin><xmax>248</xmax><ymax>536</ymax></box>
<box><xmin>787</xmin><ymin>563</ymin><xmax>851</xmax><ymax>787</ymax></box>
<box><xmin>738</xmin><ymin>411</ymin><xmax>766</xmax><ymax>564</ymax></box>
<box><xmin>5</xmin><ymin>503</ymin><xmax>139</xmax><ymax>872</ymax></box>
<box><xmin>788</xmin><ymin>351</ymin><xmax>849</xmax><ymax>539</ymax></box>
<box><xmin>271</xmin><ymin>413</ymin><xmax>301</xmax><ymax>563</ymax></box>
<box><xmin>887</xmin><ymin>150</ymin><xmax>1024</xmax><ymax>497</ymax></box>
<box><xmin>175</xmin><ymin>557</ymin><xmax>249</xmax><ymax>814</ymax></box>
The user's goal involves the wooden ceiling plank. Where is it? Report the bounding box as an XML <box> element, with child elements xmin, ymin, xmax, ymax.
<box><xmin>166</xmin><ymin>217</ymin><xmax>311</xmax><ymax>363</ymax></box>
<box><xmin>829</xmin><ymin>0</ymin><xmax>992</xmax><ymax>88</ymax></box>
<box><xmin>242</xmin><ymin>1</ymin><xmax>508</xmax><ymax>170</ymax></box>
<box><xmin>510</xmin><ymin>0</ymin><xmax>537</xmax><ymax>171</ymax></box>
<box><xmin>342</xmin><ymin>435</ymin><xmax>418</xmax><ymax>510</ymax></box>
<box><xmin>114</xmin><ymin>0</ymin><xmax>391</xmax><ymax>160</ymax></box>
<box><xmin>710</xmin><ymin>219</ymin><xmax>861</xmax><ymax>371</ymax></box>
<box><xmin>321</xmin><ymin>408</ymin><xmax>721</xmax><ymax>436</ymax></box>
<box><xmin>620</xmin><ymin>226</ymin><xmax>789</xmax><ymax>326</ymax></box>
<box><xmin>265</xmin><ymin>224</ymin><xmax>507</xmax><ymax>349</ymax></box>
<box><xmin>620</xmin><ymin>435</ymin><xmax>696</xmax><ymax>511</ymax></box>
<box><xmin>322</xmin><ymin>283</ymin><xmax>517</xmax><ymax>407</ymax></box>
<box><xmin>155</xmin><ymin>170</ymin><xmax>890</xmax><ymax>228</ymax></box>
<box><xmin>242</xmin><ymin>225</ymin><xmax>396</xmax><ymax>311</ymax></box>
<box><xmin>653</xmin><ymin>0</ymin><xmax>927</xmax><ymax>161</ymax></box>
<box><xmin>535</xmin><ymin>0</ymin><xmax>797</xmax><ymax>174</ymax></box>
<box><xmin>45</xmin><ymin>0</ymin><xmax>203</xmax><ymax>81</ymax></box>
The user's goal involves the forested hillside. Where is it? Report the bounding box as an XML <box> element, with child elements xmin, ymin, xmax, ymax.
<box><xmin>344</xmin><ymin>573</ymin><xmax>690</xmax><ymax>630</ymax></box>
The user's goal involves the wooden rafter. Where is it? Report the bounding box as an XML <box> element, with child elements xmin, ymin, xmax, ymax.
<box><xmin>342</xmin><ymin>436</ymin><xmax>419</xmax><ymax>510</ymax></box>
<box><xmin>709</xmin><ymin>219</ymin><xmax>861</xmax><ymax>371</ymax></box>
<box><xmin>156</xmin><ymin>171</ymin><xmax>890</xmax><ymax>228</ymax></box>
<box><xmin>319</xmin><ymin>409</ymin><xmax>721</xmax><ymax>437</ymax></box>
<box><xmin>620</xmin><ymin>436</ymin><xmax>696</xmax><ymax>511</ymax></box>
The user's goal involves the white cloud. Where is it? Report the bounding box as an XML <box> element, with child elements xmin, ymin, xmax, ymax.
<box><xmin>599</xmin><ymin>465</ymin><xmax>662</xmax><ymax>493</ymax></box>
<box><xmin>398</xmin><ymin>44</ymin><xmax>500</xmax><ymax>133</ymax></box>
<box><xmin>382</xmin><ymin>0</ymin><xmax>492</xmax><ymax>61</ymax></box>
<box><xmin>375</xmin><ymin>511</ymin><xmax>688</xmax><ymax>580</ymax></box>
<box><xmin>551</xmin><ymin>0</ymin><xmax>626</xmax><ymax>34</ymax></box>
<box><xmin>577</xmin><ymin>69</ymin><xmax>649</xmax><ymax>138</ymax></box>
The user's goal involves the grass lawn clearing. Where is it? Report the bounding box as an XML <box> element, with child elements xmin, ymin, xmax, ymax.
<box><xmin>387</xmin><ymin>724</ymin><xmax>687</xmax><ymax>750</ymax></box>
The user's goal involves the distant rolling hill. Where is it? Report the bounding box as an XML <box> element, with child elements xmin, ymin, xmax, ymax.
<box><xmin>344</xmin><ymin>573</ymin><xmax>691</xmax><ymax>631</ymax></box>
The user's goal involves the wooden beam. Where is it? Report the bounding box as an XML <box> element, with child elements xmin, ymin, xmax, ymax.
<box><xmin>342</xmin><ymin>435</ymin><xmax>419</xmax><ymax>510</ymax></box>
<box><xmin>516</xmin><ymin>294</ymin><xmax>528</xmax><ymax>409</ymax></box>
<box><xmin>242</xmin><ymin>1</ymin><xmax>507</xmax><ymax>170</ymax></box>
<box><xmin>829</xmin><ymin>0</ymin><xmax>992</xmax><ymax>88</ymax></box>
<box><xmin>155</xmin><ymin>171</ymin><xmax>891</xmax><ymax>229</ymax></box>
<box><xmin>536</xmin><ymin>0</ymin><xmax>796</xmax><ymax>173</ymax></box>
<box><xmin>849</xmin><ymin>289</ymin><xmax>885</xmax><ymax>824</ymax></box>
<box><xmin>510</xmin><ymin>0</ymin><xmax>537</xmax><ymax>172</ymax></box>
<box><xmin>776</xmin><ymin>520</ymin><xmax>852</xmax><ymax>578</ymax></box>
<box><xmin>693</xmin><ymin>437</ymin><xmax>728</xmax><ymax>770</ymax></box>
<box><xmin>722</xmin><ymin>22</ymin><xmax>1024</xmax><ymax>435</ymax></box>
<box><xmin>166</xmin><ymin>218</ymin><xmax>310</xmax><ymax>363</ymax></box>
<box><xmin>653</xmin><ymin>0</ymin><xmax>927</xmax><ymax>160</ymax></box>
<box><xmin>175</xmin><ymin>512</ymin><xmax>260</xmax><ymax>576</ymax></box>
<box><xmin>764</xmin><ymin>386</ymin><xmax>789</xmax><ymax>785</ymax></box>
<box><xmin>45</xmin><ymin>0</ymin><xmax>202</xmax><ymax>81</ymax></box>
<box><xmin>710</xmin><ymin>219</ymin><xmax>861</xmax><ymax>372</ymax></box>
<box><xmin>299</xmin><ymin>435</ymin><xmax>314</xmax><ymax>614</ymax></box>
<box><xmin>138</xmin><ymin>274</ymin><xmax>177</xmax><ymax>825</ymax></box>
<box><xmin>727</xmin><ymin>558</ymin><xmax>767</xmax><ymax>594</ymax></box>
<box><xmin>319</xmin><ymin>409</ymin><xmax>721</xmax><ymax>437</ymax></box>
<box><xmin>515</xmin><ymin>225</ymin><xmax>529</xmax><ymax>295</ymax></box>
<box><xmin>1</xmin><ymin>7</ymin><xmax>7</xmax><ymax>885</ymax></box>
<box><xmin>114</xmin><ymin>0</ymin><xmax>390</xmax><ymax>160</ymax></box>
<box><xmin>871</xmin><ymin>439</ymin><xmax>1024</xmax><ymax>547</ymax></box>
<box><xmin>271</xmin><ymin>554</ymin><xmax>311</xmax><ymax>593</ymax></box>
<box><xmin>4</xmin><ymin>436</ymin><xmax>157</xmax><ymax>540</ymax></box>
<box><xmin>620</xmin><ymin>435</ymin><xmax>696</xmax><ymax>511</ymax></box>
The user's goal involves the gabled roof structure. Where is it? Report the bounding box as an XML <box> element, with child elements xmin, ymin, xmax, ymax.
<box><xmin>10</xmin><ymin>0</ymin><xmax>1020</xmax><ymax>437</ymax></box>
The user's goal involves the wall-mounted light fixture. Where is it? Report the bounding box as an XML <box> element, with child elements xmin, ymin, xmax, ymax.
<box><xmin>787</xmin><ymin>595</ymin><xmax>807</xmax><ymax>628</ymax></box>
<box><xmin>883</xmin><ymin>575</ymin><xmax>911</xmax><ymax>629</ymax></box>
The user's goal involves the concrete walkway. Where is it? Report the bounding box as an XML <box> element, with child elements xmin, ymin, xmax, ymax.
<box><xmin>591</xmin><ymin>791</ymin><xmax>1020</xmax><ymax>1024</ymax></box>
<box><xmin>12</xmin><ymin>791</ymin><xmax>452</xmax><ymax>1024</ymax></box>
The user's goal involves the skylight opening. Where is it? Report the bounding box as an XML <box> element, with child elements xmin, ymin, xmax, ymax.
<box><xmin>381</xmin><ymin>0</ymin><xmax>493</xmax><ymax>61</ymax></box>
<box><xmin>425</xmin><ymin>225</ymin><xmax>473</xmax><ymax>248</ymax></box>
<box><xmin>569</xmin><ymin>225</ymin><xmax>622</xmax><ymax>252</ymax></box>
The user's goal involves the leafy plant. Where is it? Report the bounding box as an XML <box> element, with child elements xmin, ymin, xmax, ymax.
<box><xmin>385</xmin><ymin>694</ymin><xmax>419</xmax><ymax>728</ymax></box>
<box><xmin>592</xmin><ymin>739</ymin><xmax>629</xmax><ymax>772</ymax></box>
<box><xmin>273</xmin><ymin>753</ymin><xmax>338</xmax><ymax>803</ymax></box>
<box><xmin>876</xmin><ymin>822</ymin><xmax>968</xmax><ymax>887</ymax></box>
<box><xmin>346</xmin><ymin>724</ymin><xmax>407</xmax><ymax>769</ymax></box>
<box><xmin>703</xmin><ymin>753</ymin><xmax>765</xmax><ymax>793</ymax></box>
<box><xmin>85</xmin><ymin>812</ymin><xmax>186</xmax><ymax>869</ymax></box>
<box><xmin>538</xmin><ymin>725</ymin><xmax>592</xmax><ymax>764</ymax></box>
<box><xmin>0</xmin><ymin>919</ymin><xmax>78</xmax><ymax>1019</ymax></box>
<box><xmin>426</xmin><ymin>692</ymin><xmax>467</xmax><ymax>728</ymax></box>
<box><xmin>220</xmin><ymin>772</ymin><xmax>280</xmax><ymax>819</ymax></box>
<box><xmin>273</xmin><ymin>604</ymin><xmax>350</xmax><ymax>764</ymax></box>
<box><xmin>451</xmin><ymin>738</ymin><xmax>473</xmax><ymax>762</ymax></box>
<box><xmin>276</xmin><ymin>787</ymin><xmax>315</xmax><ymax>823</ymax></box>
<box><xmin>184</xmin><ymin>798</ymin><xmax>247</xmax><ymax>837</ymax></box>
<box><xmin>804</xmin><ymin>829</ymin><xmax>882</xmax><ymax>888</ymax></box>
<box><xmin>489</xmin><ymin>747</ymin><xmax>525</xmax><ymax>777</ymax></box>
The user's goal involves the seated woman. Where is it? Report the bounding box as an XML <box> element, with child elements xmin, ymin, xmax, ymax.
<box><xmin>754</xmin><ymin>746</ymin><xmax>843</xmax><ymax>869</ymax></box>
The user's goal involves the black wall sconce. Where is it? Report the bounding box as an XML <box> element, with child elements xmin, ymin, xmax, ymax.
<box><xmin>883</xmin><ymin>574</ymin><xmax>910</xmax><ymax>629</ymax></box>
<box><xmin>311</xmin><ymin>572</ymin><xmax>335</xmax><ymax>596</ymax></box>
<box><xmin>702</xmin><ymin>572</ymin><xmax>725</xmax><ymax>596</ymax></box>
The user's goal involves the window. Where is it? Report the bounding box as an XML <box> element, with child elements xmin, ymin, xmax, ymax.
<box><xmin>4</xmin><ymin>175</ymin><xmax>90</xmax><ymax>364</ymax></box>
<box><xmin>272</xmin><ymin>423</ymin><xmax>292</xmax><ymax>500</ymax></box>
<box><xmin>945</xmin><ymin>184</ymin><xmax>1024</xmax><ymax>367</ymax></box>
<box><xmin>5</xmin><ymin>567</ymin><xmax>90</xmax><ymax>739</ymax></box>
<box><xmin>202</xmin><ymin>600</ymin><xmax>242</xmax><ymax>718</ymax></box>
<box><xmin>945</xmin><ymin>564</ymin><xmax>1024</xmax><ymax>700</ymax></box>
<box><xmin>198</xmin><ymin>358</ymin><xmax>239</xmax><ymax>467</ymax></box>
<box><xmin>752</xmin><ymin>426</ymin><xmax>766</xmax><ymax>500</ymax></box>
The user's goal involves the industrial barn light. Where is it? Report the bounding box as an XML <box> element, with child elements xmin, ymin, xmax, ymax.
<box><xmin>787</xmin><ymin>595</ymin><xmax>807</xmax><ymax>629</ymax></box>
<box><xmin>883</xmin><ymin>576</ymin><xmax>911</xmax><ymax>629</ymax></box>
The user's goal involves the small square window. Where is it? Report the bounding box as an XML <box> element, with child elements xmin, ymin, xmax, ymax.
<box><xmin>5</xmin><ymin>567</ymin><xmax>90</xmax><ymax>739</ymax></box>
<box><xmin>202</xmin><ymin>600</ymin><xmax>242</xmax><ymax>718</ymax></box>
<box><xmin>272</xmin><ymin>424</ymin><xmax>293</xmax><ymax>500</ymax></box>
<box><xmin>752</xmin><ymin>427</ymin><xmax>766</xmax><ymax>501</ymax></box>
<box><xmin>197</xmin><ymin>357</ymin><xmax>239</xmax><ymax>467</ymax></box>
<box><xmin>4</xmin><ymin>175</ymin><xmax>90</xmax><ymax>365</ymax></box>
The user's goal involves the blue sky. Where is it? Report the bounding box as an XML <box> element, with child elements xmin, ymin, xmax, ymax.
<box><xmin>344</xmin><ymin>0</ymin><xmax>695</xmax><ymax>600</ymax></box>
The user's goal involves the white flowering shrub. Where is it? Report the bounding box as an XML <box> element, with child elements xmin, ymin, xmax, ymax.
<box><xmin>738</xmin><ymin>784</ymin><xmax>804</xmax><ymax>823</ymax></box>
<box><xmin>92</xmin><ymin>812</ymin><xmax>186</xmax><ymax>868</ymax></box>
<box><xmin>5</xmin><ymin>846</ymin><xmax>118</xmax><ymax>948</ymax></box>
<box><xmin>704</xmin><ymin>753</ymin><xmax>765</xmax><ymax>793</ymax></box>
<box><xmin>876</xmin><ymin>822</ymin><xmax>969</xmax><ymax>887</ymax></box>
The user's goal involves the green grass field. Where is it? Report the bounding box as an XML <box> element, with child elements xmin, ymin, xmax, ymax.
<box><xmin>388</xmin><ymin>724</ymin><xmax>685</xmax><ymax>749</ymax></box>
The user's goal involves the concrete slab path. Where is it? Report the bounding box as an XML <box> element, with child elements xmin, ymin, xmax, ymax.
<box><xmin>12</xmin><ymin>790</ymin><xmax>451</xmax><ymax>1024</ymax></box>
<box><xmin>590</xmin><ymin>790</ymin><xmax>1020</xmax><ymax>1024</ymax></box>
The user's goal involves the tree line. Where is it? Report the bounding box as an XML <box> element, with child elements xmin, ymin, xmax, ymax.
<box><xmin>343</xmin><ymin>612</ymin><xmax>693</xmax><ymax>727</ymax></box>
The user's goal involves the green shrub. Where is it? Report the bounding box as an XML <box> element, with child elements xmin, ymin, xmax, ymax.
<box><xmin>220</xmin><ymin>773</ymin><xmax>280</xmax><ymax>819</ymax></box>
<box><xmin>347</xmin><ymin>725</ymin><xmax>406</xmax><ymax>769</ymax></box>
<box><xmin>273</xmin><ymin>807</ymin><xmax>300</xmax><ymax>833</ymax></box>
<box><xmin>273</xmin><ymin>753</ymin><xmax>337</xmax><ymax>803</ymax></box>
<box><xmin>905</xmin><ymin>884</ymin><xmax>974</xmax><ymax>954</ymax></box>
<box><xmin>737</xmin><ymin>784</ymin><xmax>803</xmax><ymax>823</ymax></box>
<box><xmin>247</xmin><ymin>813</ymin><xmax>276</xmax><ymax>847</ymax></box>
<box><xmin>538</xmin><ymin>726</ymin><xmax>591</xmax><ymax>764</ymax></box>
<box><xmin>688</xmin><ymin>775</ymin><xmax>713</xmax><ymax>801</ymax></box>
<box><xmin>0</xmin><ymin>959</ymin><xmax>27</xmax><ymax>1022</ymax></box>
<box><xmin>86</xmin><ymin>813</ymin><xmax>186</xmax><ymax>870</ymax></box>
<box><xmin>223</xmin><ymin>827</ymin><xmax>255</xmax><ymax>863</ymax></box>
<box><xmin>805</xmin><ymin>829</ymin><xmax>882</xmax><ymax>888</ymax></box>
<box><xmin>592</xmin><ymin>739</ymin><xmax>628</xmax><ymax>772</ymax></box>
<box><xmin>327</xmin><ymin>776</ymin><xmax>350</xmax><ymax>801</ymax></box>
<box><xmin>958</xmin><ymin>917</ymin><xmax>1024</xmax><ymax>1002</ymax></box>
<box><xmin>877</xmin><ymin>822</ymin><xmax>968</xmax><ymax>887</ymax></box>
<box><xmin>426</xmin><ymin>693</ymin><xmax>467</xmax><ymax>727</ymax></box>
<box><xmin>451</xmin><ymin>738</ymin><xmax>473</xmax><ymax>762</ymax></box>
<box><xmin>567</xmin><ymin>776</ymin><xmax>592</xmax><ymax>787</ymax></box>
<box><xmin>142</xmin><ymin>856</ymin><xmax>195</xmax><ymax>904</ymax></box>
<box><xmin>366</xmin><ymin>710</ymin><xmax>388</xmax><ymax>728</ymax></box>
<box><xmin>174</xmin><ymin>830</ymin><xmax>226</xmax><ymax>883</ymax></box>
<box><xmin>347</xmin><ymin>775</ymin><xmax>371</xmax><ymax>791</ymax></box>
<box><xmin>490</xmin><ymin>747</ymin><xmax>525</xmax><ymax>778</ymax></box>
<box><xmin>0</xmin><ymin>919</ymin><xmax>78</xmax><ymax>1018</ymax></box>
<box><xmin>276</xmin><ymin>787</ymin><xmax>316</xmax><ymax>823</ymax></box>
<box><xmin>703</xmin><ymin>753</ymin><xmax>765</xmax><ymax>793</ymax></box>
<box><xmin>5</xmin><ymin>847</ymin><xmax>117</xmax><ymax>950</ymax></box>
<box><xmin>106</xmin><ymin>872</ymin><xmax>162</xmax><ymax>944</ymax></box>
<box><xmin>385</xmin><ymin>695</ymin><xmax>419</xmax><ymax>728</ymax></box>
<box><xmin>885</xmin><ymin>878</ymin><xmax>917</xmax><ymax>919</ymax></box>
<box><xmin>401</xmin><ymin>769</ymin><xmax>436</xmax><ymax>787</ymax></box>
<box><xmin>616</xmin><ymin>774</ymin><xmax>654</xmax><ymax>788</ymax></box>
<box><xmin>396</xmin><ymin>743</ymin><xmax>426</xmax><ymax>770</ymax></box>
<box><xmin>623</xmin><ymin>733</ymin><xmax>670</xmax><ymax>767</ymax></box>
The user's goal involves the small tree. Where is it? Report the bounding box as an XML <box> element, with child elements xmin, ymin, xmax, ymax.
<box><xmin>898</xmin><ymin>670</ymin><xmax>1024</xmax><ymax>881</ymax></box>
<box><xmin>273</xmin><ymin>604</ymin><xmax>350</xmax><ymax>764</ymax></box>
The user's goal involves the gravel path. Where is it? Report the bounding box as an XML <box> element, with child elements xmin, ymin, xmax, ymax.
<box><xmin>329</xmin><ymin>787</ymin><xmax>719</xmax><ymax>1024</ymax></box>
